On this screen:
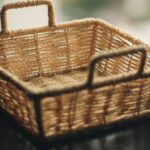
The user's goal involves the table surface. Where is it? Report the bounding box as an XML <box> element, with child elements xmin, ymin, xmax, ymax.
<box><xmin>0</xmin><ymin>113</ymin><xmax>150</xmax><ymax>150</ymax></box>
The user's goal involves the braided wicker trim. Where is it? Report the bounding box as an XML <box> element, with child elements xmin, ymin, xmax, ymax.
<box><xmin>0</xmin><ymin>18</ymin><xmax>144</xmax><ymax>45</ymax></box>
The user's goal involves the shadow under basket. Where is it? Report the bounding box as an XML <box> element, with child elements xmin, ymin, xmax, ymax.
<box><xmin>1</xmin><ymin>0</ymin><xmax>150</xmax><ymax>141</ymax></box>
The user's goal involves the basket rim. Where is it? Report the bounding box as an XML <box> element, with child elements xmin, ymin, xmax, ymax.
<box><xmin>0</xmin><ymin>18</ymin><xmax>144</xmax><ymax>44</ymax></box>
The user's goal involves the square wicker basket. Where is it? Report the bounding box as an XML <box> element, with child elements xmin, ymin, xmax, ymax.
<box><xmin>0</xmin><ymin>0</ymin><xmax>150</xmax><ymax>141</ymax></box>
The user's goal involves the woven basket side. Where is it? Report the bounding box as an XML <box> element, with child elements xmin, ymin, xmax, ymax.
<box><xmin>41</xmin><ymin>77</ymin><xmax>150</xmax><ymax>138</ymax></box>
<box><xmin>92</xmin><ymin>21</ymin><xmax>147</xmax><ymax>78</ymax></box>
<box><xmin>93</xmin><ymin>51</ymin><xmax>145</xmax><ymax>79</ymax></box>
<box><xmin>0</xmin><ymin>35</ymin><xmax>41</xmax><ymax>80</ymax></box>
<box><xmin>0</xmin><ymin>75</ymin><xmax>38</xmax><ymax>135</ymax></box>
<box><xmin>0</xmin><ymin>22</ymin><xmax>95</xmax><ymax>81</ymax></box>
<box><xmin>38</xmin><ymin>23</ymin><xmax>95</xmax><ymax>76</ymax></box>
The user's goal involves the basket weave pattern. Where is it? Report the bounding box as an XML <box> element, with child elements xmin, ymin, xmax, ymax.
<box><xmin>0</xmin><ymin>0</ymin><xmax>150</xmax><ymax>139</ymax></box>
<box><xmin>41</xmin><ymin>78</ymin><xmax>150</xmax><ymax>137</ymax></box>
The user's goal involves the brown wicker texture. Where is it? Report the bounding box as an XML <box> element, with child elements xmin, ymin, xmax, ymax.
<box><xmin>0</xmin><ymin>0</ymin><xmax>150</xmax><ymax>140</ymax></box>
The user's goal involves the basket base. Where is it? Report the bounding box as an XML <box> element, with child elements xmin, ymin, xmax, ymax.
<box><xmin>26</xmin><ymin>69</ymin><xmax>88</xmax><ymax>89</ymax></box>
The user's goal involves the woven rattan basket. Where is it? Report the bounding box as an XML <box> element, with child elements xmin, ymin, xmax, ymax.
<box><xmin>0</xmin><ymin>0</ymin><xmax>150</xmax><ymax>141</ymax></box>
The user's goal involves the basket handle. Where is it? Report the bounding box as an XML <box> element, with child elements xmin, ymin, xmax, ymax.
<box><xmin>87</xmin><ymin>46</ymin><xmax>147</xmax><ymax>87</ymax></box>
<box><xmin>1</xmin><ymin>0</ymin><xmax>55</xmax><ymax>33</ymax></box>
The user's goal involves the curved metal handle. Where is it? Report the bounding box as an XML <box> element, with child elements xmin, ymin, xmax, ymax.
<box><xmin>87</xmin><ymin>46</ymin><xmax>147</xmax><ymax>87</ymax></box>
<box><xmin>1</xmin><ymin>0</ymin><xmax>55</xmax><ymax>33</ymax></box>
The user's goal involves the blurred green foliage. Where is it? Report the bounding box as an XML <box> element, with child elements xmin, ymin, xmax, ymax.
<box><xmin>62</xmin><ymin>0</ymin><xmax>114</xmax><ymax>18</ymax></box>
<box><xmin>0</xmin><ymin>1</ymin><xmax>2</xmax><ymax>8</ymax></box>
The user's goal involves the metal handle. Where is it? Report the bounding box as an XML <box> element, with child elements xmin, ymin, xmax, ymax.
<box><xmin>1</xmin><ymin>0</ymin><xmax>55</xmax><ymax>33</ymax></box>
<box><xmin>87</xmin><ymin>46</ymin><xmax>147</xmax><ymax>87</ymax></box>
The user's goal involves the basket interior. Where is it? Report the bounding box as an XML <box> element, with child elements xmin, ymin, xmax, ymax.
<box><xmin>27</xmin><ymin>68</ymin><xmax>88</xmax><ymax>89</ymax></box>
<box><xmin>0</xmin><ymin>20</ymin><xmax>149</xmax><ymax>90</ymax></box>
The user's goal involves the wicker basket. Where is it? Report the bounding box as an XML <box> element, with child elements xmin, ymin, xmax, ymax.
<box><xmin>0</xmin><ymin>0</ymin><xmax>150</xmax><ymax>141</ymax></box>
